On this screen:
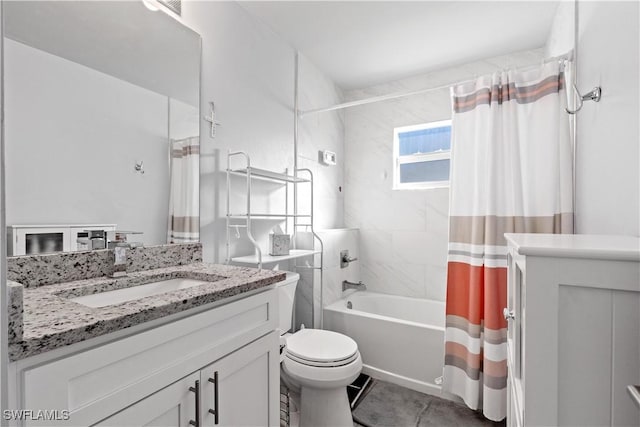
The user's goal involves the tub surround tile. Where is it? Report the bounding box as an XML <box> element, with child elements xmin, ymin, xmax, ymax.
<box><xmin>7</xmin><ymin>243</ymin><xmax>202</xmax><ymax>288</ymax></box>
<box><xmin>8</xmin><ymin>260</ymin><xmax>284</xmax><ymax>362</ymax></box>
<box><xmin>295</xmin><ymin>268</ymin><xmax>314</xmax><ymax>329</ymax></box>
<box><xmin>425</xmin><ymin>265</ymin><xmax>447</xmax><ymax>302</ymax></box>
<box><xmin>392</xmin><ymin>231</ymin><xmax>433</xmax><ymax>265</ymax></box>
<box><xmin>390</xmin><ymin>262</ymin><xmax>428</xmax><ymax>298</ymax></box>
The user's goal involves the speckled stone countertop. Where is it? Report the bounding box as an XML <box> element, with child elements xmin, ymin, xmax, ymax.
<box><xmin>9</xmin><ymin>263</ymin><xmax>285</xmax><ymax>361</ymax></box>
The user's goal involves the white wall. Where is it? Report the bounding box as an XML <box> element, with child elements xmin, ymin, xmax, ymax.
<box><xmin>180</xmin><ymin>2</ymin><xmax>345</xmax><ymax>265</ymax></box>
<box><xmin>343</xmin><ymin>49</ymin><xmax>544</xmax><ymax>301</ymax></box>
<box><xmin>575</xmin><ymin>1</ymin><xmax>639</xmax><ymax>236</ymax></box>
<box><xmin>4</xmin><ymin>39</ymin><xmax>173</xmax><ymax>245</ymax></box>
<box><xmin>545</xmin><ymin>0</ymin><xmax>575</xmax><ymax>58</ymax></box>
<box><xmin>169</xmin><ymin>98</ymin><xmax>199</xmax><ymax>141</ymax></box>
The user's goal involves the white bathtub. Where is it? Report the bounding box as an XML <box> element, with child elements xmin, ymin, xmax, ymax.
<box><xmin>324</xmin><ymin>291</ymin><xmax>446</xmax><ymax>396</ymax></box>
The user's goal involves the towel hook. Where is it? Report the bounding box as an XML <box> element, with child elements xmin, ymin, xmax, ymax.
<box><xmin>566</xmin><ymin>84</ymin><xmax>602</xmax><ymax>114</ymax></box>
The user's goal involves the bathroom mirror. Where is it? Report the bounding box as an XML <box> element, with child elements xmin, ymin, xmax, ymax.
<box><xmin>3</xmin><ymin>1</ymin><xmax>201</xmax><ymax>254</ymax></box>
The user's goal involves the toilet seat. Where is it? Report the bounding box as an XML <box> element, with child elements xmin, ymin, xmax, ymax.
<box><xmin>284</xmin><ymin>329</ymin><xmax>358</xmax><ymax>368</ymax></box>
<box><xmin>286</xmin><ymin>351</ymin><xmax>359</xmax><ymax>367</ymax></box>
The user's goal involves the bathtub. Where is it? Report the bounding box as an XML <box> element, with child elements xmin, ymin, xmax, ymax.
<box><xmin>324</xmin><ymin>291</ymin><xmax>446</xmax><ymax>396</ymax></box>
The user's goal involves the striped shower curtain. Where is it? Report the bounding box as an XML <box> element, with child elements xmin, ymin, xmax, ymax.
<box><xmin>442</xmin><ymin>61</ymin><xmax>573</xmax><ymax>421</ymax></box>
<box><xmin>167</xmin><ymin>136</ymin><xmax>200</xmax><ymax>243</ymax></box>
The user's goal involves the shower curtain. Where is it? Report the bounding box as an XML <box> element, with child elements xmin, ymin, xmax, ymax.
<box><xmin>442</xmin><ymin>61</ymin><xmax>573</xmax><ymax>421</ymax></box>
<box><xmin>167</xmin><ymin>136</ymin><xmax>200</xmax><ymax>243</ymax></box>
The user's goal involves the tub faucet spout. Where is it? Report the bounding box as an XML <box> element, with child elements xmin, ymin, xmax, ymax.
<box><xmin>342</xmin><ymin>280</ymin><xmax>366</xmax><ymax>292</ymax></box>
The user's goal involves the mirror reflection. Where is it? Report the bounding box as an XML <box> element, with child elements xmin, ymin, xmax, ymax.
<box><xmin>3</xmin><ymin>1</ymin><xmax>201</xmax><ymax>255</ymax></box>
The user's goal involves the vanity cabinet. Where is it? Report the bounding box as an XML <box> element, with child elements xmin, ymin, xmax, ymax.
<box><xmin>9</xmin><ymin>289</ymin><xmax>280</xmax><ymax>427</ymax></box>
<box><xmin>504</xmin><ymin>234</ymin><xmax>640</xmax><ymax>427</ymax></box>
<box><xmin>97</xmin><ymin>333</ymin><xmax>276</xmax><ymax>427</ymax></box>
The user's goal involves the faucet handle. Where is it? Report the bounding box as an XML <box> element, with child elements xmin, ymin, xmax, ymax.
<box><xmin>111</xmin><ymin>245</ymin><xmax>128</xmax><ymax>278</ymax></box>
<box><xmin>340</xmin><ymin>250</ymin><xmax>358</xmax><ymax>268</ymax></box>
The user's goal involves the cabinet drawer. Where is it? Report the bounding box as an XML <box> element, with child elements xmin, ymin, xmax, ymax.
<box><xmin>21</xmin><ymin>290</ymin><xmax>276</xmax><ymax>426</ymax></box>
<box><xmin>95</xmin><ymin>372</ymin><xmax>199</xmax><ymax>427</ymax></box>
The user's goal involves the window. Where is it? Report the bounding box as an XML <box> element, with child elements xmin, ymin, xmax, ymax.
<box><xmin>393</xmin><ymin>119</ymin><xmax>452</xmax><ymax>189</ymax></box>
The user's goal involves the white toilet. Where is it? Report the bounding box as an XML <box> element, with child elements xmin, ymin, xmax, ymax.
<box><xmin>276</xmin><ymin>272</ymin><xmax>362</xmax><ymax>427</ymax></box>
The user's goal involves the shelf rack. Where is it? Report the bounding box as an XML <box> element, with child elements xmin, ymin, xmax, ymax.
<box><xmin>225</xmin><ymin>151</ymin><xmax>324</xmax><ymax>278</ymax></box>
<box><xmin>228</xmin><ymin>167</ymin><xmax>311</xmax><ymax>183</ymax></box>
<box><xmin>231</xmin><ymin>249</ymin><xmax>320</xmax><ymax>265</ymax></box>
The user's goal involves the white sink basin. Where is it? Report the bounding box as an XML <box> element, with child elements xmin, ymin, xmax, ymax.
<box><xmin>69</xmin><ymin>278</ymin><xmax>210</xmax><ymax>308</ymax></box>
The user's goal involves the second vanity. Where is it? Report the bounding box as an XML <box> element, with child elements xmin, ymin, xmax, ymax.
<box><xmin>6</xmin><ymin>243</ymin><xmax>284</xmax><ymax>427</ymax></box>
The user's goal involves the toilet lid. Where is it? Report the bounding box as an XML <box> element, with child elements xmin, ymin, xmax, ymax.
<box><xmin>285</xmin><ymin>329</ymin><xmax>358</xmax><ymax>366</ymax></box>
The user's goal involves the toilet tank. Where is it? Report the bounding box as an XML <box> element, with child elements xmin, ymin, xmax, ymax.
<box><xmin>275</xmin><ymin>272</ymin><xmax>299</xmax><ymax>334</ymax></box>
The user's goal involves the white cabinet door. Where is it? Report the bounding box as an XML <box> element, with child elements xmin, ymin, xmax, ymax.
<box><xmin>95</xmin><ymin>372</ymin><xmax>199</xmax><ymax>427</ymax></box>
<box><xmin>200</xmin><ymin>332</ymin><xmax>280</xmax><ymax>427</ymax></box>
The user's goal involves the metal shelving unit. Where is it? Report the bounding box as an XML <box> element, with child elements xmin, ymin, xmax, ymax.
<box><xmin>225</xmin><ymin>151</ymin><xmax>323</xmax><ymax>280</ymax></box>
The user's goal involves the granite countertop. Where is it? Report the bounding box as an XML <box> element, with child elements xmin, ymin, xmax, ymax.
<box><xmin>8</xmin><ymin>263</ymin><xmax>285</xmax><ymax>361</ymax></box>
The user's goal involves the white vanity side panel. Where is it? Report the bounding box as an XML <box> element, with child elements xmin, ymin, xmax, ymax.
<box><xmin>521</xmin><ymin>257</ymin><xmax>559</xmax><ymax>427</ymax></box>
<box><xmin>21</xmin><ymin>290</ymin><xmax>276</xmax><ymax>426</ymax></box>
<box><xmin>558</xmin><ymin>286</ymin><xmax>612</xmax><ymax>426</ymax></box>
<box><xmin>611</xmin><ymin>291</ymin><xmax>640</xmax><ymax>427</ymax></box>
<box><xmin>520</xmin><ymin>255</ymin><xmax>640</xmax><ymax>427</ymax></box>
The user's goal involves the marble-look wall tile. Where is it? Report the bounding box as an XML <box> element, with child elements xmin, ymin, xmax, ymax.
<box><xmin>293</xmin><ymin>228</ymin><xmax>359</xmax><ymax>330</ymax></box>
<box><xmin>294</xmin><ymin>267</ymin><xmax>314</xmax><ymax>330</ymax></box>
<box><xmin>344</xmin><ymin>49</ymin><xmax>544</xmax><ymax>301</ymax></box>
<box><xmin>7</xmin><ymin>243</ymin><xmax>202</xmax><ymax>288</ymax></box>
<box><xmin>297</xmin><ymin>55</ymin><xmax>345</xmax><ymax>231</ymax></box>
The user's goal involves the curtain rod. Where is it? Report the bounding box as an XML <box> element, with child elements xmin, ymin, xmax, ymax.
<box><xmin>298</xmin><ymin>53</ymin><xmax>572</xmax><ymax>118</ymax></box>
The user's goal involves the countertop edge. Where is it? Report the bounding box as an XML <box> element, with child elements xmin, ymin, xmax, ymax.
<box><xmin>505</xmin><ymin>233</ymin><xmax>640</xmax><ymax>261</ymax></box>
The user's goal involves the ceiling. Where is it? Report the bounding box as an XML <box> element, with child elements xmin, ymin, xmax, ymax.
<box><xmin>240</xmin><ymin>1</ymin><xmax>560</xmax><ymax>90</ymax></box>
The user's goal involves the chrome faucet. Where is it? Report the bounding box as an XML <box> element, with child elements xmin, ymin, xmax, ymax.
<box><xmin>111</xmin><ymin>244</ymin><xmax>129</xmax><ymax>278</ymax></box>
<box><xmin>342</xmin><ymin>280</ymin><xmax>366</xmax><ymax>292</ymax></box>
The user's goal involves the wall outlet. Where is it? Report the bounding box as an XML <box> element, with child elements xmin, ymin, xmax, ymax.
<box><xmin>320</xmin><ymin>150</ymin><xmax>337</xmax><ymax>166</ymax></box>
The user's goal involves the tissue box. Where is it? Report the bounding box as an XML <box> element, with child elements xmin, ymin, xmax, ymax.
<box><xmin>269</xmin><ymin>234</ymin><xmax>291</xmax><ymax>256</ymax></box>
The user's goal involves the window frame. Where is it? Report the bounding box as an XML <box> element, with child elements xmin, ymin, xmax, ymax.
<box><xmin>393</xmin><ymin>119</ymin><xmax>452</xmax><ymax>190</ymax></box>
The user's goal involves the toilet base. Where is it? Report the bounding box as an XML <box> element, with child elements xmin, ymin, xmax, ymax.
<box><xmin>299</xmin><ymin>385</ymin><xmax>353</xmax><ymax>427</ymax></box>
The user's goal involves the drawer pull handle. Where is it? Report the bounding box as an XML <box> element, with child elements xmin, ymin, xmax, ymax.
<box><xmin>208</xmin><ymin>372</ymin><xmax>220</xmax><ymax>425</ymax></box>
<box><xmin>189</xmin><ymin>380</ymin><xmax>200</xmax><ymax>427</ymax></box>
<box><xmin>503</xmin><ymin>308</ymin><xmax>515</xmax><ymax>320</ymax></box>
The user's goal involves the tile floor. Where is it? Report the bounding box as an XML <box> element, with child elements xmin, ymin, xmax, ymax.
<box><xmin>352</xmin><ymin>380</ymin><xmax>505</xmax><ymax>427</ymax></box>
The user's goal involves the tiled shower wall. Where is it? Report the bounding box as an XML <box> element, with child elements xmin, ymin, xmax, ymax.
<box><xmin>295</xmin><ymin>228</ymin><xmax>359</xmax><ymax>329</ymax></box>
<box><xmin>343</xmin><ymin>49</ymin><xmax>545</xmax><ymax>301</ymax></box>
